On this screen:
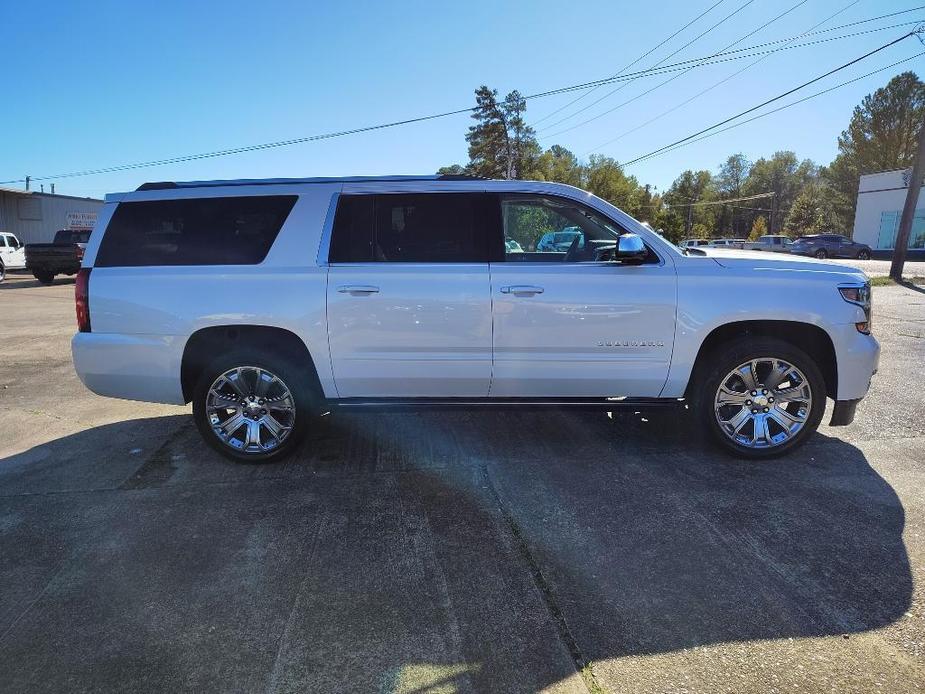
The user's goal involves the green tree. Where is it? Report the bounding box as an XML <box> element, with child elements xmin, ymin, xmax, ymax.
<box><xmin>464</xmin><ymin>86</ymin><xmax>540</xmax><ymax>179</ymax></box>
<box><xmin>664</xmin><ymin>170</ymin><xmax>718</xmax><ymax>238</ymax></box>
<box><xmin>786</xmin><ymin>183</ymin><xmax>835</xmax><ymax>234</ymax></box>
<box><xmin>744</xmin><ymin>151</ymin><xmax>817</xmax><ymax>233</ymax></box>
<box><xmin>436</xmin><ymin>164</ymin><xmax>468</xmax><ymax>176</ymax></box>
<box><xmin>583</xmin><ymin>155</ymin><xmax>643</xmax><ymax>216</ymax></box>
<box><xmin>749</xmin><ymin>215</ymin><xmax>768</xmax><ymax>240</ymax></box>
<box><xmin>824</xmin><ymin>71</ymin><xmax>925</xmax><ymax>231</ymax></box>
<box><xmin>532</xmin><ymin>145</ymin><xmax>582</xmax><ymax>186</ymax></box>
<box><xmin>717</xmin><ymin>153</ymin><xmax>751</xmax><ymax>235</ymax></box>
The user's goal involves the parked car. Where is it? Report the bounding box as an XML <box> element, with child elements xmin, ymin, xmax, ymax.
<box><xmin>679</xmin><ymin>238</ymin><xmax>710</xmax><ymax>248</ymax></box>
<box><xmin>72</xmin><ymin>175</ymin><xmax>878</xmax><ymax>462</ymax></box>
<box><xmin>24</xmin><ymin>228</ymin><xmax>93</xmax><ymax>285</ymax></box>
<box><xmin>0</xmin><ymin>233</ymin><xmax>26</xmax><ymax>282</ymax></box>
<box><xmin>504</xmin><ymin>238</ymin><xmax>524</xmax><ymax>253</ymax></box>
<box><xmin>707</xmin><ymin>238</ymin><xmax>746</xmax><ymax>248</ymax></box>
<box><xmin>536</xmin><ymin>227</ymin><xmax>582</xmax><ymax>252</ymax></box>
<box><xmin>742</xmin><ymin>235</ymin><xmax>793</xmax><ymax>253</ymax></box>
<box><xmin>789</xmin><ymin>234</ymin><xmax>872</xmax><ymax>260</ymax></box>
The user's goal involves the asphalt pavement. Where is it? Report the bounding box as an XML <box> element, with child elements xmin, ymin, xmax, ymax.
<box><xmin>1</xmin><ymin>272</ymin><xmax>923</xmax><ymax>693</ymax></box>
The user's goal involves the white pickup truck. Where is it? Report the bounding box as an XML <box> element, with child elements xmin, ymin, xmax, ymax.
<box><xmin>71</xmin><ymin>176</ymin><xmax>878</xmax><ymax>461</ymax></box>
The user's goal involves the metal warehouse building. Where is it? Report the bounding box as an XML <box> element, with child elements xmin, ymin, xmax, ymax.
<box><xmin>853</xmin><ymin>169</ymin><xmax>925</xmax><ymax>252</ymax></box>
<box><xmin>0</xmin><ymin>187</ymin><xmax>103</xmax><ymax>244</ymax></box>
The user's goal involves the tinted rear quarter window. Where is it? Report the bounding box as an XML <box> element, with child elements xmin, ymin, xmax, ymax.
<box><xmin>95</xmin><ymin>196</ymin><xmax>296</xmax><ymax>267</ymax></box>
<box><xmin>329</xmin><ymin>193</ymin><xmax>495</xmax><ymax>263</ymax></box>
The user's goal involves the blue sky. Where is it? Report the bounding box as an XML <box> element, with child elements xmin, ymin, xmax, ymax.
<box><xmin>3</xmin><ymin>0</ymin><xmax>923</xmax><ymax>199</ymax></box>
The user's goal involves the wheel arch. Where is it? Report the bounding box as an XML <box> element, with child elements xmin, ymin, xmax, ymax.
<box><xmin>180</xmin><ymin>325</ymin><xmax>323</xmax><ymax>404</ymax></box>
<box><xmin>686</xmin><ymin>320</ymin><xmax>837</xmax><ymax>400</ymax></box>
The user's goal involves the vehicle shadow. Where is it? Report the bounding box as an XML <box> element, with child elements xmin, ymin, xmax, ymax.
<box><xmin>0</xmin><ymin>409</ymin><xmax>912</xmax><ymax>692</ymax></box>
<box><xmin>0</xmin><ymin>274</ymin><xmax>74</xmax><ymax>290</ymax></box>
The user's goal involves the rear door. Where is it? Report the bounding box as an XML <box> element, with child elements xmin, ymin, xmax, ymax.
<box><xmin>325</xmin><ymin>191</ymin><xmax>494</xmax><ymax>398</ymax></box>
<box><xmin>489</xmin><ymin>194</ymin><xmax>677</xmax><ymax>398</ymax></box>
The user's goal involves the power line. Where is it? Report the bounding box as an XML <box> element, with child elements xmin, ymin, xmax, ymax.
<box><xmin>527</xmin><ymin>22</ymin><xmax>922</xmax><ymax>98</ymax></box>
<box><xmin>541</xmin><ymin>0</ymin><xmax>807</xmax><ymax>139</ymax></box>
<box><xmin>587</xmin><ymin>0</ymin><xmax>864</xmax><ymax>153</ymax></box>
<box><xmin>547</xmin><ymin>3</ymin><xmax>925</xmax><ymax>141</ymax></box>
<box><xmin>629</xmin><ymin>50</ymin><xmax>925</xmax><ymax>165</ymax></box>
<box><xmin>531</xmin><ymin>0</ymin><xmax>727</xmax><ymax>127</ymax></box>
<box><xmin>5</xmin><ymin>24</ymin><xmax>909</xmax><ymax>187</ymax></box>
<box><xmin>537</xmin><ymin>0</ymin><xmax>757</xmax><ymax>133</ymax></box>
<box><xmin>4</xmin><ymin>16</ymin><xmax>922</xmax><ymax>185</ymax></box>
<box><xmin>667</xmin><ymin>192</ymin><xmax>776</xmax><ymax>207</ymax></box>
<box><xmin>547</xmin><ymin>20</ymin><xmax>921</xmax><ymax>140</ymax></box>
<box><xmin>621</xmin><ymin>30</ymin><xmax>921</xmax><ymax>167</ymax></box>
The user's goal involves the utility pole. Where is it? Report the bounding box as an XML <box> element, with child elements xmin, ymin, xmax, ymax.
<box><xmin>769</xmin><ymin>193</ymin><xmax>777</xmax><ymax>234</ymax></box>
<box><xmin>890</xmin><ymin>123</ymin><xmax>925</xmax><ymax>281</ymax></box>
<box><xmin>25</xmin><ymin>176</ymin><xmax>30</xmax><ymax>191</ymax></box>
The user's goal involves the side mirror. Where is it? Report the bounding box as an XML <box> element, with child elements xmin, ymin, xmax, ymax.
<box><xmin>616</xmin><ymin>233</ymin><xmax>647</xmax><ymax>262</ymax></box>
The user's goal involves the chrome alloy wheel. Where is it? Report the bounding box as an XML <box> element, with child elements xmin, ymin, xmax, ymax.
<box><xmin>206</xmin><ymin>366</ymin><xmax>295</xmax><ymax>454</ymax></box>
<box><xmin>714</xmin><ymin>357</ymin><xmax>813</xmax><ymax>449</ymax></box>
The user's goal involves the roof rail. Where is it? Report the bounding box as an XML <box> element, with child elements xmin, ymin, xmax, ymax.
<box><xmin>136</xmin><ymin>182</ymin><xmax>178</xmax><ymax>191</ymax></box>
<box><xmin>133</xmin><ymin>175</ymin><xmax>460</xmax><ymax>192</ymax></box>
<box><xmin>436</xmin><ymin>174</ymin><xmax>487</xmax><ymax>181</ymax></box>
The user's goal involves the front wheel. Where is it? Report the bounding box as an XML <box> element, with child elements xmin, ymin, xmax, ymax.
<box><xmin>814</xmin><ymin>249</ymin><xmax>828</xmax><ymax>259</ymax></box>
<box><xmin>0</xmin><ymin>261</ymin><xmax>5</xmax><ymax>283</ymax></box>
<box><xmin>192</xmin><ymin>351</ymin><xmax>313</xmax><ymax>463</ymax></box>
<box><xmin>857</xmin><ymin>249</ymin><xmax>871</xmax><ymax>260</ymax></box>
<box><xmin>695</xmin><ymin>338</ymin><xmax>826</xmax><ymax>459</ymax></box>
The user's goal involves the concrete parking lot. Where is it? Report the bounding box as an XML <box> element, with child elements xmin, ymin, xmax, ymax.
<box><xmin>821</xmin><ymin>257</ymin><xmax>925</xmax><ymax>277</ymax></box>
<box><xmin>1</xmin><ymin>271</ymin><xmax>924</xmax><ymax>693</ymax></box>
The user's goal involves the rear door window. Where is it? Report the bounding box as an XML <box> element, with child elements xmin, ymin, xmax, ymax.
<box><xmin>95</xmin><ymin>196</ymin><xmax>297</xmax><ymax>267</ymax></box>
<box><xmin>329</xmin><ymin>193</ymin><xmax>494</xmax><ymax>263</ymax></box>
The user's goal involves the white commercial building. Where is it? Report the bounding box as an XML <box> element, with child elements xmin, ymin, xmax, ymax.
<box><xmin>853</xmin><ymin>169</ymin><xmax>925</xmax><ymax>251</ymax></box>
<box><xmin>0</xmin><ymin>187</ymin><xmax>103</xmax><ymax>244</ymax></box>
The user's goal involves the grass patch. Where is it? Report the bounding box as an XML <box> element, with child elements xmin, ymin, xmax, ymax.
<box><xmin>870</xmin><ymin>276</ymin><xmax>925</xmax><ymax>287</ymax></box>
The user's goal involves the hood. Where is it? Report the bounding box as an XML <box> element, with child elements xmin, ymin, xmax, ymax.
<box><xmin>699</xmin><ymin>248</ymin><xmax>869</xmax><ymax>280</ymax></box>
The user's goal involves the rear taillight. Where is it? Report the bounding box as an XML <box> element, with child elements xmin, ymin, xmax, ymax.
<box><xmin>76</xmin><ymin>268</ymin><xmax>91</xmax><ymax>332</ymax></box>
<box><xmin>76</xmin><ymin>246</ymin><xmax>85</xmax><ymax>262</ymax></box>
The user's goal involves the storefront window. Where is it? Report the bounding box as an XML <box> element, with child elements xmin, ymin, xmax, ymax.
<box><xmin>877</xmin><ymin>210</ymin><xmax>925</xmax><ymax>249</ymax></box>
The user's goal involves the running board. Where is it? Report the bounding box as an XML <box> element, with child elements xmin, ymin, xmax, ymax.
<box><xmin>328</xmin><ymin>396</ymin><xmax>683</xmax><ymax>412</ymax></box>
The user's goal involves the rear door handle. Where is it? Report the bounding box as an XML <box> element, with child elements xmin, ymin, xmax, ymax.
<box><xmin>500</xmin><ymin>285</ymin><xmax>544</xmax><ymax>296</ymax></box>
<box><xmin>337</xmin><ymin>285</ymin><xmax>380</xmax><ymax>295</ymax></box>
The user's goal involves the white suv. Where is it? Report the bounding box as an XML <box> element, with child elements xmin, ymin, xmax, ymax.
<box><xmin>72</xmin><ymin>175</ymin><xmax>878</xmax><ymax>461</ymax></box>
<box><xmin>0</xmin><ymin>232</ymin><xmax>26</xmax><ymax>281</ymax></box>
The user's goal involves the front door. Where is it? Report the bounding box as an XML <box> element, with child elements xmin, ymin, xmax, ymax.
<box><xmin>326</xmin><ymin>191</ymin><xmax>494</xmax><ymax>398</ymax></box>
<box><xmin>490</xmin><ymin>194</ymin><xmax>677</xmax><ymax>398</ymax></box>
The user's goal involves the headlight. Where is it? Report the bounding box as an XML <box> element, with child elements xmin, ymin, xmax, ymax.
<box><xmin>838</xmin><ymin>283</ymin><xmax>872</xmax><ymax>334</ymax></box>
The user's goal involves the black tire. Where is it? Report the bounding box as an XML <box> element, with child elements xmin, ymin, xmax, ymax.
<box><xmin>0</xmin><ymin>261</ymin><xmax>5</xmax><ymax>283</ymax></box>
<box><xmin>814</xmin><ymin>249</ymin><xmax>827</xmax><ymax>259</ymax></box>
<box><xmin>857</xmin><ymin>250</ymin><xmax>871</xmax><ymax>260</ymax></box>
<box><xmin>693</xmin><ymin>337</ymin><xmax>826</xmax><ymax>460</ymax></box>
<box><xmin>33</xmin><ymin>271</ymin><xmax>55</xmax><ymax>285</ymax></box>
<box><xmin>192</xmin><ymin>349</ymin><xmax>315</xmax><ymax>463</ymax></box>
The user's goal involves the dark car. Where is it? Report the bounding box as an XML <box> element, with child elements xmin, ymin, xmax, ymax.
<box><xmin>789</xmin><ymin>234</ymin><xmax>872</xmax><ymax>260</ymax></box>
<box><xmin>24</xmin><ymin>228</ymin><xmax>92</xmax><ymax>284</ymax></box>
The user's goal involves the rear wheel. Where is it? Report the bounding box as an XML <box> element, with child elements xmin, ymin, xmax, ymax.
<box><xmin>814</xmin><ymin>249</ymin><xmax>828</xmax><ymax>259</ymax></box>
<box><xmin>694</xmin><ymin>337</ymin><xmax>826</xmax><ymax>459</ymax></box>
<box><xmin>857</xmin><ymin>249</ymin><xmax>871</xmax><ymax>260</ymax></box>
<box><xmin>192</xmin><ymin>351</ymin><xmax>313</xmax><ymax>463</ymax></box>
<box><xmin>33</xmin><ymin>271</ymin><xmax>55</xmax><ymax>285</ymax></box>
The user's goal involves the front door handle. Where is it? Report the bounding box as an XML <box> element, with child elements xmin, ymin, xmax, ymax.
<box><xmin>337</xmin><ymin>285</ymin><xmax>380</xmax><ymax>295</ymax></box>
<box><xmin>500</xmin><ymin>285</ymin><xmax>544</xmax><ymax>296</ymax></box>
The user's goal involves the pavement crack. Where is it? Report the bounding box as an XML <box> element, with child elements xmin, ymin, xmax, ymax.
<box><xmin>479</xmin><ymin>463</ymin><xmax>602</xmax><ymax>694</ymax></box>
